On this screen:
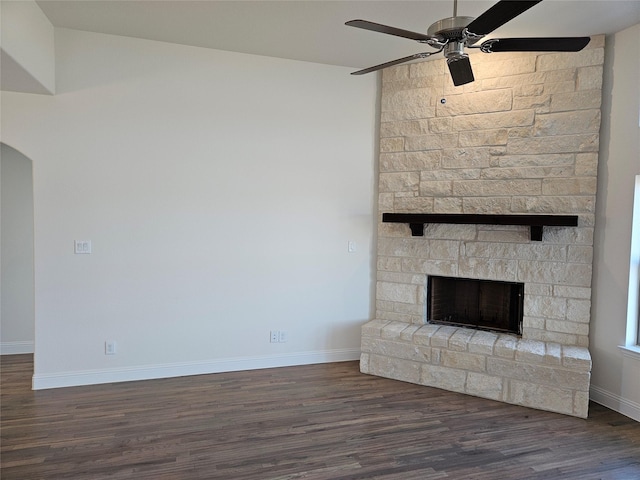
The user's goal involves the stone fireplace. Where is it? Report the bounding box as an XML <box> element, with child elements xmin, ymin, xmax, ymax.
<box><xmin>360</xmin><ymin>36</ymin><xmax>604</xmax><ymax>418</ymax></box>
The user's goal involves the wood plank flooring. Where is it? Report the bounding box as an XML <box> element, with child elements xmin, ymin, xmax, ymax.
<box><xmin>2</xmin><ymin>354</ymin><xmax>639</xmax><ymax>479</ymax></box>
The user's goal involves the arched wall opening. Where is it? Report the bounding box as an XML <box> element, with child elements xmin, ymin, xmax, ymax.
<box><xmin>1</xmin><ymin>142</ymin><xmax>35</xmax><ymax>355</ymax></box>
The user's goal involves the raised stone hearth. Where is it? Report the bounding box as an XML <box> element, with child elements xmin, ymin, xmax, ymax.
<box><xmin>362</xmin><ymin>36</ymin><xmax>604</xmax><ymax>418</ymax></box>
<box><xmin>361</xmin><ymin>320</ymin><xmax>591</xmax><ymax>417</ymax></box>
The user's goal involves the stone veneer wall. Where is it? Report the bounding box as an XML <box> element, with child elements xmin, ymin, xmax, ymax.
<box><xmin>361</xmin><ymin>36</ymin><xmax>605</xmax><ymax>418</ymax></box>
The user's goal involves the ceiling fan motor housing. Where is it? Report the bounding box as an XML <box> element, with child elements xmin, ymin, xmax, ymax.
<box><xmin>427</xmin><ymin>16</ymin><xmax>474</xmax><ymax>41</ymax></box>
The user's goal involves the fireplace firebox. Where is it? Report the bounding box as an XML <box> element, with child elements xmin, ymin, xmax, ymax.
<box><xmin>427</xmin><ymin>276</ymin><xmax>523</xmax><ymax>335</ymax></box>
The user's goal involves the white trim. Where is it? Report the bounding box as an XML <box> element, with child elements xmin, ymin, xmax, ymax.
<box><xmin>32</xmin><ymin>348</ymin><xmax>361</xmax><ymax>390</ymax></box>
<box><xmin>619</xmin><ymin>344</ymin><xmax>640</xmax><ymax>360</ymax></box>
<box><xmin>590</xmin><ymin>385</ymin><xmax>640</xmax><ymax>422</ymax></box>
<box><xmin>1</xmin><ymin>341</ymin><xmax>34</xmax><ymax>355</ymax></box>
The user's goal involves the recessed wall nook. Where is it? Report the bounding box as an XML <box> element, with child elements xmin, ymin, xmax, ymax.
<box><xmin>360</xmin><ymin>36</ymin><xmax>605</xmax><ymax>418</ymax></box>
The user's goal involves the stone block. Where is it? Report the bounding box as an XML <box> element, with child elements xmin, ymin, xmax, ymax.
<box><xmin>359</xmin><ymin>353</ymin><xmax>370</xmax><ymax>373</ymax></box>
<box><xmin>462</xmin><ymin>197</ymin><xmax>518</xmax><ymax>215</ymax></box>
<box><xmin>453</xmin><ymin>110</ymin><xmax>534</xmax><ymax>131</ymax></box>
<box><xmin>419</xmin><ymin>180</ymin><xmax>453</xmax><ymax>196</ymax></box>
<box><xmin>562</xmin><ymin>346</ymin><xmax>592</xmax><ymax>371</ymax></box>
<box><xmin>544</xmin><ymin>343</ymin><xmax>562</xmax><ymax>366</ymax></box>
<box><xmin>550</xmin><ymin>90</ymin><xmax>602</xmax><ymax>112</ymax></box>
<box><xmin>400</xmin><ymin>324</ymin><xmax>422</xmax><ymax>341</ymax></box>
<box><xmin>381</xmin><ymin>321</ymin><xmax>412</xmax><ymax>340</ymax></box>
<box><xmin>436</xmin><ymin>90</ymin><xmax>513</xmax><ymax>116</ymax></box>
<box><xmin>506</xmin><ymin>134</ymin><xmax>599</xmax><ymax>154</ymax></box>
<box><xmin>379</xmin><ymin>172</ymin><xmax>420</xmax><ymax>193</ymax></box>
<box><xmin>511</xmin><ymin>196</ymin><xmax>595</xmax><ymax>215</ymax></box>
<box><xmin>508</xmin><ymin>380</ymin><xmax>574</xmax><ymax>415</ymax></box>
<box><xmin>466</xmin><ymin>372</ymin><xmax>504</xmax><ymax>401</ymax></box>
<box><xmin>380</xmin><ymin>151</ymin><xmax>441</xmax><ymax>172</ymax></box>
<box><xmin>536</xmin><ymin>48</ymin><xmax>604</xmax><ymax>71</ymax></box>
<box><xmin>377</xmin><ymin>256</ymin><xmax>402</xmax><ymax>272</ymax></box>
<box><xmin>368</xmin><ymin>338</ymin><xmax>431</xmax><ymax>364</ymax></box>
<box><xmin>405</xmin><ymin>134</ymin><xmax>458</xmax><ymax>151</ymax></box>
<box><xmin>420</xmin><ymin>364</ymin><xmax>467</xmax><ymax>393</ymax></box>
<box><xmin>522</xmin><ymin>316</ymin><xmax>545</xmax><ymax>330</ymax></box>
<box><xmin>512</xmin><ymin>94</ymin><xmax>550</xmax><ymax>113</ymax></box>
<box><xmin>382</xmin><ymin>88</ymin><xmax>435</xmax><ymax>114</ymax></box>
<box><xmin>474</xmin><ymin>56</ymin><xmax>537</xmax><ymax>80</ymax></box>
<box><xmin>380</xmin><ymin>120</ymin><xmax>428</xmax><ymax>138</ymax></box>
<box><xmin>458</xmin><ymin>257</ymin><xmax>518</xmax><ymax>282</ymax></box>
<box><xmin>534</xmin><ymin>110</ymin><xmax>601</xmax><ymax>136</ymax></box>
<box><xmin>488</xmin><ymin>358</ymin><xmax>589</xmax><ymax>390</ymax></box>
<box><xmin>413</xmin><ymin>324</ymin><xmax>441</xmax><ymax>346</ymax></box>
<box><xmin>575</xmin><ymin>153</ymin><xmax>599</xmax><ymax>176</ymax></box>
<box><xmin>441</xmin><ymin>147</ymin><xmax>492</xmax><ymax>169</ymax></box>
<box><xmin>542</xmin><ymin>177</ymin><xmax>597</xmax><ymax>195</ymax></box>
<box><xmin>423</xmin><ymin>224</ymin><xmax>477</xmax><ymax>240</ymax></box>
<box><xmin>380</xmin><ymin>137</ymin><xmax>404</xmax><ymax>153</ymax></box>
<box><xmin>553</xmin><ymin>285</ymin><xmax>591</xmax><ymax>300</ymax></box>
<box><xmin>394</xmin><ymin>195</ymin><xmax>435</xmax><ymax>213</ymax></box>
<box><xmin>430</xmin><ymin>325</ymin><xmax>458</xmax><ymax>347</ymax></box>
<box><xmin>441</xmin><ymin>350</ymin><xmax>486</xmax><ymax>372</ymax></box>
<box><xmin>458</xmin><ymin>129</ymin><xmax>509</xmax><ymax>147</ymax></box>
<box><xmin>382</xmin><ymin>65</ymin><xmax>409</xmax><ymax>82</ymax></box>
<box><xmin>546</xmin><ymin>319</ymin><xmax>589</xmax><ymax>335</ymax></box>
<box><xmin>429</xmin><ymin>117</ymin><xmax>453</xmax><ymax>133</ymax></box>
<box><xmin>427</xmin><ymin>240</ymin><xmax>460</xmax><ymax>260</ymax></box>
<box><xmin>567</xmin><ymin>246</ymin><xmax>593</xmax><ymax>264</ymax></box>
<box><xmin>495</xmin><ymin>153</ymin><xmax>574</xmax><ymax>167</ymax></box>
<box><xmin>468</xmin><ymin>331</ymin><xmax>499</xmax><ymax>355</ymax></box>
<box><xmin>434</xmin><ymin>197</ymin><xmax>463</xmax><ymax>213</ymax></box>
<box><xmin>573</xmin><ymin>391</ymin><xmax>590</xmax><ymax>418</ymax></box>
<box><xmin>368</xmin><ymin>353</ymin><xmax>421</xmax><ymax>384</ymax></box>
<box><xmin>515</xmin><ymin>339</ymin><xmax>546</xmax><ymax>364</ymax></box>
<box><xmin>361</xmin><ymin>319</ymin><xmax>390</xmax><ymax>338</ymax></box>
<box><xmin>410</xmin><ymin>59</ymin><xmax>445</xmax><ymax>77</ymax></box>
<box><xmin>524</xmin><ymin>295</ymin><xmax>566</xmax><ymax>320</ymax></box>
<box><xmin>376</xmin><ymin>310</ymin><xmax>417</xmax><ymax>323</ymax></box>
<box><xmin>576</xmin><ymin>65</ymin><xmax>603</xmax><ymax>91</ymax></box>
<box><xmin>566</xmin><ymin>299</ymin><xmax>592</xmax><ymax>323</ymax></box>
<box><xmin>449</xmin><ymin>329</ymin><xmax>475</xmax><ymax>352</ymax></box>
<box><xmin>453</xmin><ymin>179</ymin><xmax>541</xmax><ymax>196</ymax></box>
<box><xmin>377</xmin><ymin>281</ymin><xmax>418</xmax><ymax>304</ymax></box>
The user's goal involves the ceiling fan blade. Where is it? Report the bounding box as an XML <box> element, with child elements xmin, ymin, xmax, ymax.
<box><xmin>481</xmin><ymin>37</ymin><xmax>591</xmax><ymax>52</ymax></box>
<box><xmin>346</xmin><ymin>19</ymin><xmax>434</xmax><ymax>42</ymax></box>
<box><xmin>465</xmin><ymin>1</ymin><xmax>542</xmax><ymax>37</ymax></box>
<box><xmin>351</xmin><ymin>53</ymin><xmax>434</xmax><ymax>75</ymax></box>
<box><xmin>447</xmin><ymin>55</ymin><xmax>475</xmax><ymax>86</ymax></box>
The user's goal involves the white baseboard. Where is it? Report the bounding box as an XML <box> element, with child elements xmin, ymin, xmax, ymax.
<box><xmin>32</xmin><ymin>348</ymin><xmax>361</xmax><ymax>390</ymax></box>
<box><xmin>1</xmin><ymin>341</ymin><xmax>34</xmax><ymax>355</ymax></box>
<box><xmin>590</xmin><ymin>385</ymin><xmax>640</xmax><ymax>422</ymax></box>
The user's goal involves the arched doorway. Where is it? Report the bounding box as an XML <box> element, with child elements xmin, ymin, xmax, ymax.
<box><xmin>1</xmin><ymin>143</ymin><xmax>35</xmax><ymax>354</ymax></box>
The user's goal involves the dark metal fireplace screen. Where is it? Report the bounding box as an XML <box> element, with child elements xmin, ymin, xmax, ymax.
<box><xmin>427</xmin><ymin>276</ymin><xmax>523</xmax><ymax>335</ymax></box>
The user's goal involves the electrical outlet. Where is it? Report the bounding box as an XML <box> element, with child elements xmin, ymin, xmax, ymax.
<box><xmin>270</xmin><ymin>330</ymin><xmax>279</xmax><ymax>343</ymax></box>
<box><xmin>74</xmin><ymin>240</ymin><xmax>92</xmax><ymax>254</ymax></box>
<box><xmin>348</xmin><ymin>240</ymin><xmax>357</xmax><ymax>253</ymax></box>
<box><xmin>278</xmin><ymin>330</ymin><xmax>288</xmax><ymax>343</ymax></box>
<box><xmin>105</xmin><ymin>341</ymin><xmax>117</xmax><ymax>355</ymax></box>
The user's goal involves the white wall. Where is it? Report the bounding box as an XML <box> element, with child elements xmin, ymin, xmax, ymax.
<box><xmin>591</xmin><ymin>23</ymin><xmax>640</xmax><ymax>421</ymax></box>
<box><xmin>0</xmin><ymin>0</ymin><xmax>55</xmax><ymax>94</ymax></box>
<box><xmin>1</xmin><ymin>144</ymin><xmax>35</xmax><ymax>354</ymax></box>
<box><xmin>0</xmin><ymin>28</ymin><xmax>377</xmax><ymax>388</ymax></box>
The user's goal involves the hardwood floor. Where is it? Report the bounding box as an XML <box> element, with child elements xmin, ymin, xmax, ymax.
<box><xmin>2</xmin><ymin>355</ymin><xmax>639</xmax><ymax>479</ymax></box>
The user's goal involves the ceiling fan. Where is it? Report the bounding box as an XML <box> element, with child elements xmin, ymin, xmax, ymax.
<box><xmin>345</xmin><ymin>0</ymin><xmax>590</xmax><ymax>86</ymax></box>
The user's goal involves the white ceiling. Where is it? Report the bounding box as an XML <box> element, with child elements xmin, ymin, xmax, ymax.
<box><xmin>35</xmin><ymin>0</ymin><xmax>640</xmax><ymax>71</ymax></box>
